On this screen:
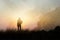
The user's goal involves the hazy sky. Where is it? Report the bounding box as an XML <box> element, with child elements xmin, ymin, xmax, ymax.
<box><xmin>0</xmin><ymin>0</ymin><xmax>60</xmax><ymax>31</ymax></box>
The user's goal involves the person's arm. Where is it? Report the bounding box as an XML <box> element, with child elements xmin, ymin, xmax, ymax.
<box><xmin>21</xmin><ymin>20</ymin><xmax>23</xmax><ymax>24</ymax></box>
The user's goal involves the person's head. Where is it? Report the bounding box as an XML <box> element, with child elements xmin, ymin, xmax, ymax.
<box><xmin>18</xmin><ymin>17</ymin><xmax>21</xmax><ymax>20</ymax></box>
<box><xmin>18</xmin><ymin>17</ymin><xmax>21</xmax><ymax>21</ymax></box>
<box><xmin>17</xmin><ymin>17</ymin><xmax>22</xmax><ymax>23</ymax></box>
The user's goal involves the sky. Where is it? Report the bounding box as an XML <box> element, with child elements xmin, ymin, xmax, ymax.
<box><xmin>0</xmin><ymin>0</ymin><xmax>60</xmax><ymax>31</ymax></box>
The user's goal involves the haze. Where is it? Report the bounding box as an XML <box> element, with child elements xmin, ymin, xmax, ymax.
<box><xmin>0</xmin><ymin>0</ymin><xmax>60</xmax><ymax>31</ymax></box>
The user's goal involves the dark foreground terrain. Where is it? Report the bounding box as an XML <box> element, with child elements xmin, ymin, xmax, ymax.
<box><xmin>0</xmin><ymin>26</ymin><xmax>60</xmax><ymax>40</ymax></box>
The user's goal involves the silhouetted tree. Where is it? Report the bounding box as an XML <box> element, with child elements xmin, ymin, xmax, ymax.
<box><xmin>54</xmin><ymin>26</ymin><xmax>60</xmax><ymax>31</ymax></box>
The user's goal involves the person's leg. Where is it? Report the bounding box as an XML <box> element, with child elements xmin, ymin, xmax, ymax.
<box><xmin>20</xmin><ymin>25</ymin><xmax>21</xmax><ymax>31</ymax></box>
<box><xmin>18</xmin><ymin>26</ymin><xmax>19</xmax><ymax>31</ymax></box>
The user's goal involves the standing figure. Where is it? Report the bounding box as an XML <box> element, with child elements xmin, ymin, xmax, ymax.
<box><xmin>17</xmin><ymin>18</ymin><xmax>22</xmax><ymax>31</ymax></box>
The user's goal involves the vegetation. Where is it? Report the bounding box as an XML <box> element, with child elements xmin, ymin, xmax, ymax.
<box><xmin>0</xmin><ymin>26</ymin><xmax>60</xmax><ymax>40</ymax></box>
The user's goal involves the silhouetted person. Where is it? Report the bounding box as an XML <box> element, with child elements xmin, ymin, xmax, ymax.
<box><xmin>17</xmin><ymin>18</ymin><xmax>22</xmax><ymax>31</ymax></box>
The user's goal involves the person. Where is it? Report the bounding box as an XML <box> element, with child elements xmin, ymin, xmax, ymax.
<box><xmin>17</xmin><ymin>18</ymin><xmax>22</xmax><ymax>31</ymax></box>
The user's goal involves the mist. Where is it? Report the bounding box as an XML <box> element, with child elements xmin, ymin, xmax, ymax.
<box><xmin>0</xmin><ymin>0</ymin><xmax>60</xmax><ymax>31</ymax></box>
<box><xmin>37</xmin><ymin>7</ymin><xmax>60</xmax><ymax>31</ymax></box>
